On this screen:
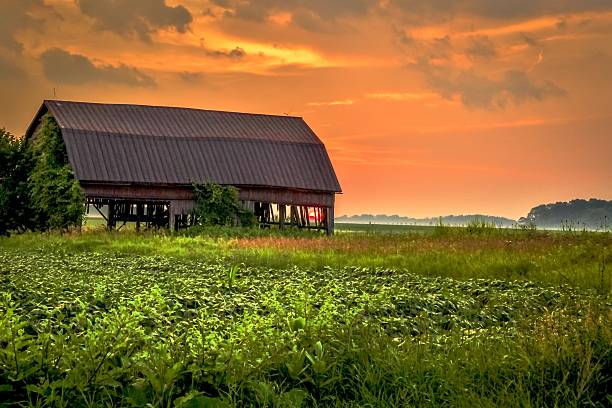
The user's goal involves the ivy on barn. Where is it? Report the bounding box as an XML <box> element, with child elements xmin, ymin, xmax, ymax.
<box><xmin>0</xmin><ymin>114</ymin><xmax>84</xmax><ymax>235</ymax></box>
<box><xmin>28</xmin><ymin>114</ymin><xmax>85</xmax><ymax>230</ymax></box>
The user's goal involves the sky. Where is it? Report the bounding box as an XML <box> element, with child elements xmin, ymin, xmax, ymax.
<box><xmin>1</xmin><ymin>0</ymin><xmax>611</xmax><ymax>219</ymax></box>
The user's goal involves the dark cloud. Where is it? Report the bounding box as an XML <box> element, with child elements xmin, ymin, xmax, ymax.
<box><xmin>520</xmin><ymin>33</ymin><xmax>540</xmax><ymax>48</ymax></box>
<box><xmin>76</xmin><ymin>0</ymin><xmax>192</xmax><ymax>41</ymax></box>
<box><xmin>206</xmin><ymin>46</ymin><xmax>246</xmax><ymax>59</ymax></box>
<box><xmin>209</xmin><ymin>0</ymin><xmax>612</xmax><ymax>34</ymax></box>
<box><xmin>198</xmin><ymin>37</ymin><xmax>246</xmax><ymax>60</ymax></box>
<box><xmin>179</xmin><ymin>71</ymin><xmax>204</xmax><ymax>82</ymax></box>
<box><xmin>388</xmin><ymin>0</ymin><xmax>612</xmax><ymax>24</ymax></box>
<box><xmin>0</xmin><ymin>0</ymin><xmax>55</xmax><ymax>53</ymax></box>
<box><xmin>392</xmin><ymin>26</ymin><xmax>415</xmax><ymax>47</ymax></box>
<box><xmin>419</xmin><ymin>61</ymin><xmax>566</xmax><ymax>109</ymax></box>
<box><xmin>40</xmin><ymin>48</ymin><xmax>155</xmax><ymax>87</ymax></box>
<box><xmin>503</xmin><ymin>70</ymin><xmax>566</xmax><ymax>103</ymax></box>
<box><xmin>465</xmin><ymin>35</ymin><xmax>497</xmax><ymax>59</ymax></box>
<box><xmin>408</xmin><ymin>35</ymin><xmax>453</xmax><ymax>61</ymax></box>
<box><xmin>213</xmin><ymin>0</ymin><xmax>377</xmax><ymax>31</ymax></box>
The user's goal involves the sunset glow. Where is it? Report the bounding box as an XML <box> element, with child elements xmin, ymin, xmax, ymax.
<box><xmin>1</xmin><ymin>0</ymin><xmax>611</xmax><ymax>219</ymax></box>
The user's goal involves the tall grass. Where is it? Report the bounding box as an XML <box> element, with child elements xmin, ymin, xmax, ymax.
<box><xmin>0</xmin><ymin>226</ymin><xmax>610</xmax><ymax>406</ymax></box>
<box><xmin>2</xmin><ymin>226</ymin><xmax>610</xmax><ymax>293</ymax></box>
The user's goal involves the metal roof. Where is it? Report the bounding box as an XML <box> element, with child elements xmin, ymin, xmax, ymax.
<box><xmin>27</xmin><ymin>100</ymin><xmax>341</xmax><ymax>193</ymax></box>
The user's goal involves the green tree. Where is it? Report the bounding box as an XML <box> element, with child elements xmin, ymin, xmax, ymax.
<box><xmin>0</xmin><ymin>129</ymin><xmax>19</xmax><ymax>235</ymax></box>
<box><xmin>0</xmin><ymin>129</ymin><xmax>35</xmax><ymax>235</ymax></box>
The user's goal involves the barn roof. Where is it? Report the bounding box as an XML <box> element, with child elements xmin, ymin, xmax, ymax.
<box><xmin>26</xmin><ymin>100</ymin><xmax>341</xmax><ymax>193</ymax></box>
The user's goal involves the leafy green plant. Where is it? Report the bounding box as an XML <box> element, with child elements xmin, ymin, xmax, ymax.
<box><xmin>191</xmin><ymin>183</ymin><xmax>256</xmax><ymax>228</ymax></box>
<box><xmin>0</xmin><ymin>128</ymin><xmax>35</xmax><ymax>235</ymax></box>
<box><xmin>1</xmin><ymin>115</ymin><xmax>84</xmax><ymax>234</ymax></box>
<box><xmin>27</xmin><ymin>114</ymin><xmax>85</xmax><ymax>231</ymax></box>
<box><xmin>0</xmin><ymin>228</ymin><xmax>611</xmax><ymax>406</ymax></box>
<box><xmin>466</xmin><ymin>218</ymin><xmax>498</xmax><ymax>234</ymax></box>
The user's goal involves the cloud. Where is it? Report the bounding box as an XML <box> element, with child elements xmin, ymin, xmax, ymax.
<box><xmin>520</xmin><ymin>32</ymin><xmax>540</xmax><ymax>48</ymax></box>
<box><xmin>0</xmin><ymin>0</ymin><xmax>55</xmax><ymax>53</ymax></box>
<box><xmin>465</xmin><ymin>35</ymin><xmax>497</xmax><ymax>59</ymax></box>
<box><xmin>503</xmin><ymin>70</ymin><xmax>566</xmax><ymax>103</ymax></box>
<box><xmin>0</xmin><ymin>56</ymin><xmax>26</xmax><ymax>80</ymax></box>
<box><xmin>307</xmin><ymin>99</ymin><xmax>355</xmax><ymax>106</ymax></box>
<box><xmin>178</xmin><ymin>71</ymin><xmax>204</xmax><ymax>82</ymax></box>
<box><xmin>419</xmin><ymin>62</ymin><xmax>566</xmax><ymax>109</ymax></box>
<box><xmin>40</xmin><ymin>48</ymin><xmax>155</xmax><ymax>87</ymax></box>
<box><xmin>392</xmin><ymin>26</ymin><xmax>415</xmax><ymax>47</ymax></box>
<box><xmin>76</xmin><ymin>0</ymin><xmax>192</xmax><ymax>41</ymax></box>
<box><xmin>212</xmin><ymin>0</ymin><xmax>377</xmax><ymax>31</ymax></box>
<box><xmin>206</xmin><ymin>46</ymin><xmax>246</xmax><ymax>59</ymax></box>
<box><xmin>367</xmin><ymin>92</ymin><xmax>438</xmax><ymax>101</ymax></box>
<box><xmin>387</xmin><ymin>0</ymin><xmax>612</xmax><ymax>24</ymax></box>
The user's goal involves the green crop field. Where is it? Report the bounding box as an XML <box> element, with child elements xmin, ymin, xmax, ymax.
<box><xmin>1</xmin><ymin>226</ymin><xmax>610</xmax><ymax>407</ymax></box>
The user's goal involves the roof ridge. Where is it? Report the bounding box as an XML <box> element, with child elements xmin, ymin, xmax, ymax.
<box><xmin>63</xmin><ymin>128</ymin><xmax>322</xmax><ymax>145</ymax></box>
<box><xmin>45</xmin><ymin>99</ymin><xmax>304</xmax><ymax>120</ymax></box>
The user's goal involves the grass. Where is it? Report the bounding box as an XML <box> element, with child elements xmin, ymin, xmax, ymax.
<box><xmin>4</xmin><ymin>225</ymin><xmax>610</xmax><ymax>292</ymax></box>
<box><xmin>0</xmin><ymin>225</ymin><xmax>610</xmax><ymax>407</ymax></box>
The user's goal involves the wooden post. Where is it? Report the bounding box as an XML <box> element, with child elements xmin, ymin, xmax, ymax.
<box><xmin>169</xmin><ymin>201</ymin><xmax>177</xmax><ymax>231</ymax></box>
<box><xmin>136</xmin><ymin>203</ymin><xmax>143</xmax><ymax>232</ymax></box>
<box><xmin>279</xmin><ymin>205</ymin><xmax>286</xmax><ymax>229</ymax></box>
<box><xmin>326</xmin><ymin>197</ymin><xmax>335</xmax><ymax>235</ymax></box>
<box><xmin>290</xmin><ymin>206</ymin><xmax>298</xmax><ymax>227</ymax></box>
<box><xmin>107</xmin><ymin>202</ymin><xmax>115</xmax><ymax>230</ymax></box>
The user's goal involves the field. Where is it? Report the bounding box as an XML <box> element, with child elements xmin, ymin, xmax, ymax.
<box><xmin>1</xmin><ymin>225</ymin><xmax>611</xmax><ymax>407</ymax></box>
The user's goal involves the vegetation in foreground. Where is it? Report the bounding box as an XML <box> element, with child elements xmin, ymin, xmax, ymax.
<box><xmin>0</xmin><ymin>227</ymin><xmax>611</xmax><ymax>407</ymax></box>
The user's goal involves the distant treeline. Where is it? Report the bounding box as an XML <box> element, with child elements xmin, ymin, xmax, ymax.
<box><xmin>519</xmin><ymin>199</ymin><xmax>611</xmax><ymax>230</ymax></box>
<box><xmin>338</xmin><ymin>198</ymin><xmax>612</xmax><ymax>230</ymax></box>
<box><xmin>335</xmin><ymin>214</ymin><xmax>516</xmax><ymax>227</ymax></box>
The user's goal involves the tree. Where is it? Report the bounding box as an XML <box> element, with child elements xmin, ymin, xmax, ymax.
<box><xmin>519</xmin><ymin>199</ymin><xmax>612</xmax><ymax>230</ymax></box>
<box><xmin>0</xmin><ymin>129</ymin><xmax>34</xmax><ymax>235</ymax></box>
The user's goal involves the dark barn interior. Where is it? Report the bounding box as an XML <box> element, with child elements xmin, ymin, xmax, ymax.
<box><xmin>25</xmin><ymin>100</ymin><xmax>341</xmax><ymax>234</ymax></box>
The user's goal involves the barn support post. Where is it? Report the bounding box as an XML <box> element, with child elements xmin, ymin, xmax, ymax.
<box><xmin>135</xmin><ymin>203</ymin><xmax>143</xmax><ymax>232</ymax></box>
<box><xmin>326</xmin><ymin>197</ymin><xmax>335</xmax><ymax>235</ymax></box>
<box><xmin>107</xmin><ymin>202</ymin><xmax>116</xmax><ymax>230</ymax></box>
<box><xmin>290</xmin><ymin>206</ymin><xmax>298</xmax><ymax>227</ymax></box>
<box><xmin>169</xmin><ymin>201</ymin><xmax>177</xmax><ymax>231</ymax></box>
<box><xmin>279</xmin><ymin>205</ymin><xmax>286</xmax><ymax>229</ymax></box>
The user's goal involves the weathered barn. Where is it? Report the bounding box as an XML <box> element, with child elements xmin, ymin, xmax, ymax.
<box><xmin>25</xmin><ymin>100</ymin><xmax>341</xmax><ymax>233</ymax></box>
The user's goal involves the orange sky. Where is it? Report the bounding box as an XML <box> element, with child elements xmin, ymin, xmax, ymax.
<box><xmin>1</xmin><ymin>0</ymin><xmax>612</xmax><ymax>219</ymax></box>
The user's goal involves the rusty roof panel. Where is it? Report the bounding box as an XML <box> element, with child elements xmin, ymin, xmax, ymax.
<box><xmin>46</xmin><ymin>100</ymin><xmax>322</xmax><ymax>144</ymax></box>
<box><xmin>39</xmin><ymin>100</ymin><xmax>341</xmax><ymax>192</ymax></box>
<box><xmin>61</xmin><ymin>131</ymin><xmax>341</xmax><ymax>191</ymax></box>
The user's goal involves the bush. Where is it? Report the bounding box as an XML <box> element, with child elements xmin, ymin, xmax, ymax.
<box><xmin>192</xmin><ymin>182</ymin><xmax>256</xmax><ymax>227</ymax></box>
<box><xmin>466</xmin><ymin>218</ymin><xmax>497</xmax><ymax>234</ymax></box>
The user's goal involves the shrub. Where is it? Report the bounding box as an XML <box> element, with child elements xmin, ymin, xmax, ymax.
<box><xmin>192</xmin><ymin>182</ymin><xmax>256</xmax><ymax>227</ymax></box>
<box><xmin>466</xmin><ymin>218</ymin><xmax>497</xmax><ymax>234</ymax></box>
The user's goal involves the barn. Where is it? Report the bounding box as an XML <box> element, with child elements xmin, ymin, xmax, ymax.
<box><xmin>25</xmin><ymin>100</ymin><xmax>342</xmax><ymax>234</ymax></box>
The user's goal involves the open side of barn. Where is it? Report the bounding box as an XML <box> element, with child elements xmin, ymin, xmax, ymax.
<box><xmin>25</xmin><ymin>100</ymin><xmax>341</xmax><ymax>234</ymax></box>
